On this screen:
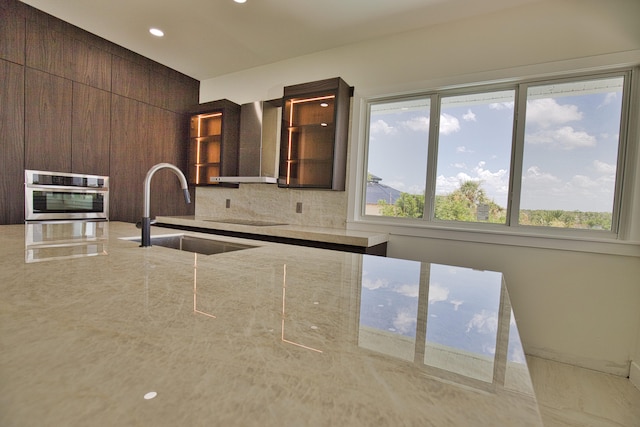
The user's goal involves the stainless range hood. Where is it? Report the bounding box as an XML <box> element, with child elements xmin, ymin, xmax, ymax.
<box><xmin>211</xmin><ymin>101</ymin><xmax>280</xmax><ymax>184</ymax></box>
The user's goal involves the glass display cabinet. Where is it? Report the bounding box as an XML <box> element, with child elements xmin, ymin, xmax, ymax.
<box><xmin>278</xmin><ymin>77</ymin><xmax>351</xmax><ymax>190</ymax></box>
<box><xmin>187</xmin><ymin>99</ymin><xmax>240</xmax><ymax>185</ymax></box>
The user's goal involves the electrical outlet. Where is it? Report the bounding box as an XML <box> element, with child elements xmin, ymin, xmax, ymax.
<box><xmin>226</xmin><ymin>199</ymin><xmax>231</xmax><ymax>208</ymax></box>
<box><xmin>296</xmin><ymin>202</ymin><xmax>303</xmax><ymax>213</ymax></box>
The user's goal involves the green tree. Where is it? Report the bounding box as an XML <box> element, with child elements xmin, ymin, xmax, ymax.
<box><xmin>435</xmin><ymin>180</ymin><xmax>505</xmax><ymax>223</ymax></box>
<box><xmin>378</xmin><ymin>180</ymin><xmax>505</xmax><ymax>223</ymax></box>
<box><xmin>378</xmin><ymin>193</ymin><xmax>424</xmax><ymax>218</ymax></box>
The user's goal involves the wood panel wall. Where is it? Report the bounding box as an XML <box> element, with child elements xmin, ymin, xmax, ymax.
<box><xmin>0</xmin><ymin>0</ymin><xmax>199</xmax><ymax>224</ymax></box>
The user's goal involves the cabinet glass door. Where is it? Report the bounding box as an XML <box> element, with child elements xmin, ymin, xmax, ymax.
<box><xmin>189</xmin><ymin>112</ymin><xmax>222</xmax><ymax>185</ymax></box>
<box><xmin>282</xmin><ymin>95</ymin><xmax>336</xmax><ymax>188</ymax></box>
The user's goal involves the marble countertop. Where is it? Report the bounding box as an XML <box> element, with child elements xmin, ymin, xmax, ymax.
<box><xmin>155</xmin><ymin>215</ymin><xmax>389</xmax><ymax>248</ymax></box>
<box><xmin>0</xmin><ymin>222</ymin><xmax>542</xmax><ymax>426</ymax></box>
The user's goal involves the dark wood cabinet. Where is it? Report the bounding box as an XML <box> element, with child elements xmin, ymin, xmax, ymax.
<box><xmin>71</xmin><ymin>39</ymin><xmax>112</xmax><ymax>91</ymax></box>
<box><xmin>0</xmin><ymin>59</ymin><xmax>25</xmax><ymax>224</ymax></box>
<box><xmin>110</xmin><ymin>96</ymin><xmax>194</xmax><ymax>223</ymax></box>
<box><xmin>278</xmin><ymin>77</ymin><xmax>351</xmax><ymax>190</ymax></box>
<box><xmin>25</xmin><ymin>22</ymin><xmax>71</xmax><ymax>79</ymax></box>
<box><xmin>109</xmin><ymin>95</ymin><xmax>149</xmax><ymax>222</ymax></box>
<box><xmin>25</xmin><ymin>68</ymin><xmax>73</xmax><ymax>172</ymax></box>
<box><xmin>72</xmin><ymin>83</ymin><xmax>111</xmax><ymax>176</ymax></box>
<box><xmin>112</xmin><ymin>55</ymin><xmax>150</xmax><ymax>103</ymax></box>
<box><xmin>0</xmin><ymin>0</ymin><xmax>26</xmax><ymax>65</ymax></box>
<box><xmin>150</xmin><ymin>71</ymin><xmax>199</xmax><ymax>113</ymax></box>
<box><xmin>187</xmin><ymin>100</ymin><xmax>241</xmax><ymax>185</ymax></box>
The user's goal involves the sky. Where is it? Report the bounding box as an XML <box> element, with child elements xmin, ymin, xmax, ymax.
<box><xmin>367</xmin><ymin>76</ymin><xmax>624</xmax><ymax>213</ymax></box>
<box><xmin>358</xmin><ymin>255</ymin><xmax>526</xmax><ymax>379</ymax></box>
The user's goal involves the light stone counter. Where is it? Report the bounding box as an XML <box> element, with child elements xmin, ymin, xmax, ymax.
<box><xmin>156</xmin><ymin>215</ymin><xmax>389</xmax><ymax>248</ymax></box>
<box><xmin>0</xmin><ymin>222</ymin><xmax>542</xmax><ymax>426</ymax></box>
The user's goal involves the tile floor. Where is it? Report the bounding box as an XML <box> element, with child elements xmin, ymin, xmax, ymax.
<box><xmin>527</xmin><ymin>356</ymin><xmax>640</xmax><ymax>427</ymax></box>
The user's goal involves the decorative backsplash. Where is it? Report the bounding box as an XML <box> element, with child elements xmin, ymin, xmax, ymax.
<box><xmin>195</xmin><ymin>184</ymin><xmax>348</xmax><ymax>229</ymax></box>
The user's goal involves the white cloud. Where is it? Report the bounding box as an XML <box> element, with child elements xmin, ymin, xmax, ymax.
<box><xmin>362</xmin><ymin>276</ymin><xmax>387</xmax><ymax>290</ymax></box>
<box><xmin>401</xmin><ymin>116</ymin><xmax>430</xmax><ymax>132</ymax></box>
<box><xmin>440</xmin><ymin>113</ymin><xmax>461</xmax><ymax>135</ymax></box>
<box><xmin>453</xmin><ymin>162</ymin><xmax>467</xmax><ymax>169</ymax></box>
<box><xmin>526</xmin><ymin>126</ymin><xmax>597</xmax><ymax>150</ymax></box>
<box><xmin>466</xmin><ymin>310</ymin><xmax>498</xmax><ymax>334</ymax></box>
<box><xmin>456</xmin><ymin>146</ymin><xmax>474</xmax><ymax>153</ymax></box>
<box><xmin>600</xmin><ymin>92</ymin><xmax>619</xmax><ymax>107</ymax></box>
<box><xmin>396</xmin><ymin>284</ymin><xmax>420</xmax><ymax>298</ymax></box>
<box><xmin>393</xmin><ymin>307</ymin><xmax>417</xmax><ymax>334</ymax></box>
<box><xmin>521</xmin><ymin>166</ymin><xmax>616</xmax><ymax>211</ymax></box>
<box><xmin>370</xmin><ymin>119</ymin><xmax>396</xmax><ymax>135</ymax></box>
<box><xmin>570</xmin><ymin>174</ymin><xmax>599</xmax><ymax>190</ymax></box>
<box><xmin>428</xmin><ymin>283</ymin><xmax>449</xmax><ymax>304</ymax></box>
<box><xmin>593</xmin><ymin>160</ymin><xmax>616</xmax><ymax>174</ymax></box>
<box><xmin>473</xmin><ymin>164</ymin><xmax>509</xmax><ymax>198</ymax></box>
<box><xmin>526</xmin><ymin>98</ymin><xmax>582</xmax><ymax>128</ymax></box>
<box><xmin>524</xmin><ymin>166</ymin><xmax>562</xmax><ymax>184</ymax></box>
<box><xmin>435</xmin><ymin>173</ymin><xmax>473</xmax><ymax>195</ymax></box>
<box><xmin>435</xmin><ymin>163</ymin><xmax>509</xmax><ymax>205</ymax></box>
<box><xmin>450</xmin><ymin>300</ymin><xmax>464</xmax><ymax>311</ymax></box>
<box><xmin>463</xmin><ymin>109</ymin><xmax>476</xmax><ymax>122</ymax></box>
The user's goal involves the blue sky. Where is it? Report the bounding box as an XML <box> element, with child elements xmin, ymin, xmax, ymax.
<box><xmin>367</xmin><ymin>76</ymin><xmax>624</xmax><ymax>213</ymax></box>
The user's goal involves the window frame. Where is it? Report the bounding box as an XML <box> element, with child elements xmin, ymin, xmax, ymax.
<box><xmin>360</xmin><ymin>68</ymin><xmax>635</xmax><ymax>240</ymax></box>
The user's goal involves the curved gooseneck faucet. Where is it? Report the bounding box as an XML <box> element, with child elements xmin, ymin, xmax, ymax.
<box><xmin>141</xmin><ymin>163</ymin><xmax>191</xmax><ymax>247</ymax></box>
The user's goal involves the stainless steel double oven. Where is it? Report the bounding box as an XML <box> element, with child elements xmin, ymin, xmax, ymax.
<box><xmin>24</xmin><ymin>170</ymin><xmax>110</xmax><ymax>262</ymax></box>
<box><xmin>25</xmin><ymin>170</ymin><xmax>109</xmax><ymax>221</ymax></box>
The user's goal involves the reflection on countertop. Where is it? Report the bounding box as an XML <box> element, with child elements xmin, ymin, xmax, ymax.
<box><xmin>24</xmin><ymin>220</ymin><xmax>108</xmax><ymax>263</ymax></box>
<box><xmin>1</xmin><ymin>222</ymin><xmax>542</xmax><ymax>426</ymax></box>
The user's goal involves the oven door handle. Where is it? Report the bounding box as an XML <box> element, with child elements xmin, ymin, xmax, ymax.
<box><xmin>25</xmin><ymin>184</ymin><xmax>109</xmax><ymax>192</ymax></box>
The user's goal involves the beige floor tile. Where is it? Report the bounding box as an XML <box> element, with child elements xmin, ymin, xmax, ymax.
<box><xmin>527</xmin><ymin>356</ymin><xmax>640</xmax><ymax>427</ymax></box>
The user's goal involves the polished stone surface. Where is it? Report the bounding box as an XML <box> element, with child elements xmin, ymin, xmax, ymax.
<box><xmin>0</xmin><ymin>222</ymin><xmax>542</xmax><ymax>426</ymax></box>
<box><xmin>156</xmin><ymin>215</ymin><xmax>389</xmax><ymax>247</ymax></box>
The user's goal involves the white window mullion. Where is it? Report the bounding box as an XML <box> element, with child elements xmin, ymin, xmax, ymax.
<box><xmin>424</xmin><ymin>94</ymin><xmax>440</xmax><ymax>221</ymax></box>
<box><xmin>508</xmin><ymin>84</ymin><xmax>528</xmax><ymax>227</ymax></box>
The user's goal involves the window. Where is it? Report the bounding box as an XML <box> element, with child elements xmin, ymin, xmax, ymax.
<box><xmin>434</xmin><ymin>90</ymin><xmax>515</xmax><ymax>224</ymax></box>
<box><xmin>366</xmin><ymin>98</ymin><xmax>430</xmax><ymax>217</ymax></box>
<box><xmin>518</xmin><ymin>77</ymin><xmax>625</xmax><ymax>230</ymax></box>
<box><xmin>363</xmin><ymin>70</ymin><xmax>632</xmax><ymax>237</ymax></box>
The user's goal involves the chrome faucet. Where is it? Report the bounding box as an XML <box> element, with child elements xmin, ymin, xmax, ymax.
<box><xmin>141</xmin><ymin>163</ymin><xmax>191</xmax><ymax>247</ymax></box>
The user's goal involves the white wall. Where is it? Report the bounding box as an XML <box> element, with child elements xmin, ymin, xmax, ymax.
<box><xmin>199</xmin><ymin>0</ymin><xmax>640</xmax><ymax>375</ymax></box>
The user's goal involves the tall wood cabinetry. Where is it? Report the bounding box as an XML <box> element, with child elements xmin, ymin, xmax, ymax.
<box><xmin>0</xmin><ymin>0</ymin><xmax>199</xmax><ymax>224</ymax></box>
<box><xmin>278</xmin><ymin>77</ymin><xmax>351</xmax><ymax>190</ymax></box>
<box><xmin>187</xmin><ymin>100</ymin><xmax>240</xmax><ymax>185</ymax></box>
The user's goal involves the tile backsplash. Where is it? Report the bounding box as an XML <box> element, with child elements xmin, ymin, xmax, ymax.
<box><xmin>195</xmin><ymin>184</ymin><xmax>348</xmax><ymax>229</ymax></box>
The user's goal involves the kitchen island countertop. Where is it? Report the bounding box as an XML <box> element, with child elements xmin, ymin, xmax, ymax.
<box><xmin>0</xmin><ymin>222</ymin><xmax>542</xmax><ymax>426</ymax></box>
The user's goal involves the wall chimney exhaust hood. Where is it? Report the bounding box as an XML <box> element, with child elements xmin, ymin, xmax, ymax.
<box><xmin>211</xmin><ymin>101</ymin><xmax>280</xmax><ymax>184</ymax></box>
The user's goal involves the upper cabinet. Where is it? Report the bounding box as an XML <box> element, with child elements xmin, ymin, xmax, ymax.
<box><xmin>187</xmin><ymin>99</ymin><xmax>240</xmax><ymax>186</ymax></box>
<box><xmin>278</xmin><ymin>77</ymin><xmax>351</xmax><ymax>190</ymax></box>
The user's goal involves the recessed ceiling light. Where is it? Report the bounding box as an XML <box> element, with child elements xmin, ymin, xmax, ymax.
<box><xmin>149</xmin><ymin>28</ymin><xmax>164</xmax><ymax>37</ymax></box>
<box><xmin>234</xmin><ymin>0</ymin><xmax>247</xmax><ymax>3</ymax></box>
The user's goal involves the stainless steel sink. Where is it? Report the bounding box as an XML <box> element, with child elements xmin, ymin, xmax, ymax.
<box><xmin>126</xmin><ymin>234</ymin><xmax>256</xmax><ymax>255</ymax></box>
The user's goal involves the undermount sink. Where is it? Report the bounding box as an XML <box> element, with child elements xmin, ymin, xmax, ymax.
<box><xmin>204</xmin><ymin>219</ymin><xmax>287</xmax><ymax>226</ymax></box>
<box><xmin>125</xmin><ymin>234</ymin><xmax>256</xmax><ymax>255</ymax></box>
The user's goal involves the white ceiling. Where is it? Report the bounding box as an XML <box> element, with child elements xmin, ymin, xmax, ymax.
<box><xmin>21</xmin><ymin>0</ymin><xmax>542</xmax><ymax>81</ymax></box>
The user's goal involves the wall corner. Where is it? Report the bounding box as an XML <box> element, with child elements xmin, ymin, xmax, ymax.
<box><xmin>630</xmin><ymin>360</ymin><xmax>640</xmax><ymax>391</ymax></box>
